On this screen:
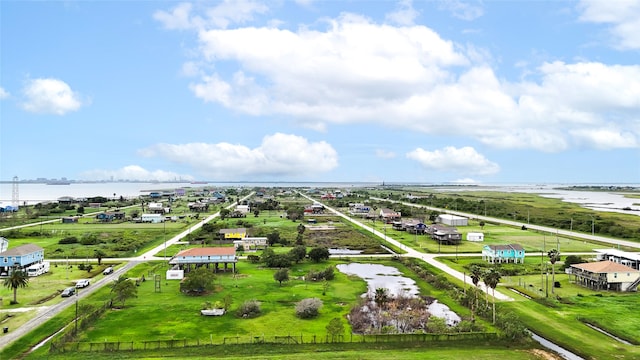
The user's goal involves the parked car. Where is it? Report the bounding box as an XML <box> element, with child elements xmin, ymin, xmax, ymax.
<box><xmin>61</xmin><ymin>287</ymin><xmax>75</xmax><ymax>297</ymax></box>
<box><xmin>75</xmin><ymin>279</ymin><xmax>90</xmax><ymax>288</ymax></box>
<box><xmin>102</xmin><ymin>266</ymin><xmax>114</xmax><ymax>275</ymax></box>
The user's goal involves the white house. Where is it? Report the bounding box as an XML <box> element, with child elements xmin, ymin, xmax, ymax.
<box><xmin>466</xmin><ymin>232</ymin><xmax>484</xmax><ymax>242</ymax></box>
<box><xmin>236</xmin><ymin>205</ymin><xmax>250</xmax><ymax>214</ymax></box>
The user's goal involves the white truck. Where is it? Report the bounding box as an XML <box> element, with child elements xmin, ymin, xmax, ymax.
<box><xmin>26</xmin><ymin>261</ymin><xmax>50</xmax><ymax>277</ymax></box>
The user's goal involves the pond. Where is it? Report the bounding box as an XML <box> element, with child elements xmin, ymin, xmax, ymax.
<box><xmin>336</xmin><ymin>263</ymin><xmax>461</xmax><ymax>325</ymax></box>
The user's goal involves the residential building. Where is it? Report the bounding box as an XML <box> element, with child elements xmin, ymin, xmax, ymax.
<box><xmin>482</xmin><ymin>244</ymin><xmax>525</xmax><ymax>263</ymax></box>
<box><xmin>0</xmin><ymin>244</ymin><xmax>45</xmax><ymax>275</ymax></box>
<box><xmin>437</xmin><ymin>214</ymin><xmax>468</xmax><ymax>226</ymax></box>
<box><xmin>379</xmin><ymin>208</ymin><xmax>401</xmax><ymax>223</ymax></box>
<box><xmin>426</xmin><ymin>224</ymin><xmax>462</xmax><ymax>245</ymax></box>
<box><xmin>593</xmin><ymin>249</ymin><xmax>640</xmax><ymax>270</ymax></box>
<box><xmin>219</xmin><ymin>228</ymin><xmax>247</xmax><ymax>240</ymax></box>
<box><xmin>570</xmin><ymin>261</ymin><xmax>640</xmax><ymax>291</ymax></box>
<box><xmin>466</xmin><ymin>232</ymin><xmax>484</xmax><ymax>242</ymax></box>
<box><xmin>168</xmin><ymin>247</ymin><xmax>237</xmax><ymax>273</ymax></box>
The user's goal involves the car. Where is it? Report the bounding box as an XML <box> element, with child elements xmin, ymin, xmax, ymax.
<box><xmin>102</xmin><ymin>266</ymin><xmax>114</xmax><ymax>275</ymax></box>
<box><xmin>61</xmin><ymin>287</ymin><xmax>75</xmax><ymax>297</ymax></box>
<box><xmin>75</xmin><ymin>279</ymin><xmax>90</xmax><ymax>288</ymax></box>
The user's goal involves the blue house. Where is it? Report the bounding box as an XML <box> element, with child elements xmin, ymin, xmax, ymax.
<box><xmin>482</xmin><ymin>244</ymin><xmax>525</xmax><ymax>264</ymax></box>
<box><xmin>0</xmin><ymin>244</ymin><xmax>45</xmax><ymax>274</ymax></box>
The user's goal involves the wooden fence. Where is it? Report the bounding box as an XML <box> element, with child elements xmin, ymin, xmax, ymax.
<box><xmin>50</xmin><ymin>332</ymin><xmax>497</xmax><ymax>353</ymax></box>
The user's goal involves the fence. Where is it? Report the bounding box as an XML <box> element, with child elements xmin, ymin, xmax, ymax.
<box><xmin>50</xmin><ymin>332</ymin><xmax>497</xmax><ymax>353</ymax></box>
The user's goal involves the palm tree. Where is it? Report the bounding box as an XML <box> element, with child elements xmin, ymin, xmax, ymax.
<box><xmin>4</xmin><ymin>268</ymin><xmax>29</xmax><ymax>304</ymax></box>
<box><xmin>483</xmin><ymin>268</ymin><xmax>501</xmax><ymax>324</ymax></box>
<box><xmin>469</xmin><ymin>265</ymin><xmax>483</xmax><ymax>320</ymax></box>
<box><xmin>548</xmin><ymin>249</ymin><xmax>560</xmax><ymax>294</ymax></box>
<box><xmin>374</xmin><ymin>288</ymin><xmax>389</xmax><ymax>309</ymax></box>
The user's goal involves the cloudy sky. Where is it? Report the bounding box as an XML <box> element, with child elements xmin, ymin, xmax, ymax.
<box><xmin>1</xmin><ymin>0</ymin><xmax>639</xmax><ymax>184</ymax></box>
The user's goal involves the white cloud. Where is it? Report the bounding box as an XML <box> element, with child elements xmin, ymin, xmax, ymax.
<box><xmin>159</xmin><ymin>8</ymin><xmax>640</xmax><ymax>152</ymax></box>
<box><xmin>21</xmin><ymin>78</ymin><xmax>83</xmax><ymax>115</ymax></box>
<box><xmin>406</xmin><ymin>146</ymin><xmax>500</xmax><ymax>175</ymax></box>
<box><xmin>154</xmin><ymin>0</ymin><xmax>268</xmax><ymax>30</ymax></box>
<box><xmin>0</xmin><ymin>87</ymin><xmax>9</xmax><ymax>99</ymax></box>
<box><xmin>375</xmin><ymin>149</ymin><xmax>397</xmax><ymax>159</ymax></box>
<box><xmin>80</xmin><ymin>165</ymin><xmax>193</xmax><ymax>182</ymax></box>
<box><xmin>451</xmin><ymin>178</ymin><xmax>478</xmax><ymax>184</ymax></box>
<box><xmin>578</xmin><ymin>0</ymin><xmax>640</xmax><ymax>50</ymax></box>
<box><xmin>386</xmin><ymin>0</ymin><xmax>419</xmax><ymax>26</ymax></box>
<box><xmin>438</xmin><ymin>0</ymin><xmax>484</xmax><ymax>21</ymax></box>
<box><xmin>139</xmin><ymin>133</ymin><xmax>338</xmax><ymax>179</ymax></box>
<box><xmin>570</xmin><ymin>127</ymin><xmax>638</xmax><ymax>150</ymax></box>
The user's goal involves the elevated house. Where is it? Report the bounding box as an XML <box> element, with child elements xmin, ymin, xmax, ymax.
<box><xmin>348</xmin><ymin>203</ymin><xmax>371</xmax><ymax>216</ymax></box>
<box><xmin>482</xmin><ymin>244</ymin><xmax>525</xmax><ymax>264</ymax></box>
<box><xmin>304</xmin><ymin>203</ymin><xmax>325</xmax><ymax>215</ymax></box>
<box><xmin>426</xmin><ymin>224</ymin><xmax>462</xmax><ymax>245</ymax></box>
<box><xmin>593</xmin><ymin>249</ymin><xmax>640</xmax><ymax>270</ymax></box>
<box><xmin>168</xmin><ymin>247</ymin><xmax>237</xmax><ymax>273</ymax></box>
<box><xmin>188</xmin><ymin>202</ymin><xmax>209</xmax><ymax>212</ymax></box>
<box><xmin>379</xmin><ymin>208</ymin><xmax>401</xmax><ymax>223</ymax></box>
<box><xmin>570</xmin><ymin>261</ymin><xmax>640</xmax><ymax>291</ymax></box>
<box><xmin>392</xmin><ymin>219</ymin><xmax>427</xmax><ymax>234</ymax></box>
<box><xmin>0</xmin><ymin>244</ymin><xmax>45</xmax><ymax>275</ymax></box>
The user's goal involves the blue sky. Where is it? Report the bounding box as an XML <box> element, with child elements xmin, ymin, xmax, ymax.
<box><xmin>1</xmin><ymin>0</ymin><xmax>639</xmax><ymax>184</ymax></box>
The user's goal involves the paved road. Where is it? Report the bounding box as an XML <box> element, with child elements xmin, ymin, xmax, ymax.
<box><xmin>299</xmin><ymin>193</ymin><xmax>515</xmax><ymax>301</ymax></box>
<box><xmin>0</xmin><ymin>193</ymin><xmax>253</xmax><ymax>351</ymax></box>
<box><xmin>370</xmin><ymin>196</ymin><xmax>640</xmax><ymax>250</ymax></box>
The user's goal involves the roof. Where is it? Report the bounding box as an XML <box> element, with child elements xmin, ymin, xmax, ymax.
<box><xmin>571</xmin><ymin>260</ymin><xmax>639</xmax><ymax>274</ymax></box>
<box><xmin>487</xmin><ymin>244</ymin><xmax>524</xmax><ymax>251</ymax></box>
<box><xmin>219</xmin><ymin>228</ymin><xmax>247</xmax><ymax>234</ymax></box>
<box><xmin>0</xmin><ymin>244</ymin><xmax>44</xmax><ymax>256</ymax></box>
<box><xmin>594</xmin><ymin>249</ymin><xmax>640</xmax><ymax>262</ymax></box>
<box><xmin>175</xmin><ymin>247</ymin><xmax>236</xmax><ymax>257</ymax></box>
<box><xmin>438</xmin><ymin>214</ymin><xmax>468</xmax><ymax>220</ymax></box>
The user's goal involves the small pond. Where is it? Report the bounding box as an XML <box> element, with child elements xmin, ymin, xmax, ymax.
<box><xmin>336</xmin><ymin>263</ymin><xmax>461</xmax><ymax>325</ymax></box>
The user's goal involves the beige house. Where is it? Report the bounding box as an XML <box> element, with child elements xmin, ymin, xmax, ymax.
<box><xmin>570</xmin><ymin>261</ymin><xmax>640</xmax><ymax>291</ymax></box>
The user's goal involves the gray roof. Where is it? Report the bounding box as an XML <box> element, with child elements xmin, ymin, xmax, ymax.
<box><xmin>0</xmin><ymin>244</ymin><xmax>44</xmax><ymax>256</ymax></box>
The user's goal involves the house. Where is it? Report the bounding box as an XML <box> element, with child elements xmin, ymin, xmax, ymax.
<box><xmin>437</xmin><ymin>214</ymin><xmax>468</xmax><ymax>226</ymax></box>
<box><xmin>147</xmin><ymin>202</ymin><xmax>167</xmax><ymax>214</ymax></box>
<box><xmin>402</xmin><ymin>219</ymin><xmax>427</xmax><ymax>234</ymax></box>
<box><xmin>61</xmin><ymin>216</ymin><xmax>79</xmax><ymax>224</ymax></box>
<box><xmin>188</xmin><ymin>202</ymin><xmax>209</xmax><ymax>212</ymax></box>
<box><xmin>593</xmin><ymin>249</ymin><xmax>640</xmax><ymax>270</ymax></box>
<box><xmin>570</xmin><ymin>261</ymin><xmax>640</xmax><ymax>291</ymax></box>
<box><xmin>304</xmin><ymin>203</ymin><xmax>325</xmax><ymax>214</ymax></box>
<box><xmin>379</xmin><ymin>208</ymin><xmax>401</xmax><ymax>223</ymax></box>
<box><xmin>482</xmin><ymin>244</ymin><xmax>525</xmax><ymax>264</ymax></box>
<box><xmin>233</xmin><ymin>237</ymin><xmax>268</xmax><ymax>251</ymax></box>
<box><xmin>427</xmin><ymin>224</ymin><xmax>462</xmax><ymax>245</ymax></box>
<box><xmin>168</xmin><ymin>247</ymin><xmax>237</xmax><ymax>273</ymax></box>
<box><xmin>96</xmin><ymin>212</ymin><xmax>115</xmax><ymax>222</ymax></box>
<box><xmin>219</xmin><ymin>228</ymin><xmax>247</xmax><ymax>240</ymax></box>
<box><xmin>0</xmin><ymin>244</ymin><xmax>45</xmax><ymax>275</ymax></box>
<box><xmin>466</xmin><ymin>232</ymin><xmax>484</xmax><ymax>242</ymax></box>
<box><xmin>321</xmin><ymin>193</ymin><xmax>336</xmax><ymax>200</ymax></box>
<box><xmin>349</xmin><ymin>203</ymin><xmax>370</xmax><ymax>215</ymax></box>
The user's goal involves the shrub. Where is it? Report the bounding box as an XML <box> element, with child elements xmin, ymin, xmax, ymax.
<box><xmin>236</xmin><ymin>300</ymin><xmax>261</xmax><ymax>318</ymax></box>
<box><xmin>295</xmin><ymin>298</ymin><xmax>323</xmax><ymax>319</ymax></box>
<box><xmin>59</xmin><ymin>237</ymin><xmax>78</xmax><ymax>244</ymax></box>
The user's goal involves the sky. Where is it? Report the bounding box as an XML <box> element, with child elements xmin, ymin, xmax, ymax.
<box><xmin>1</xmin><ymin>0</ymin><xmax>639</xmax><ymax>185</ymax></box>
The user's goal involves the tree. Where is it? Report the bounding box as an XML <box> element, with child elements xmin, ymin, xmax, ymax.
<box><xmin>266</xmin><ymin>232</ymin><xmax>281</xmax><ymax>246</ymax></box>
<box><xmin>94</xmin><ymin>249</ymin><xmax>106</xmax><ymax>265</ymax></box>
<box><xmin>469</xmin><ymin>264</ymin><xmax>483</xmax><ymax>320</ymax></box>
<box><xmin>4</xmin><ymin>268</ymin><xmax>29</xmax><ymax>304</ymax></box>
<box><xmin>295</xmin><ymin>298</ymin><xmax>323</xmax><ymax>319</ymax></box>
<box><xmin>548</xmin><ymin>249</ymin><xmax>560</xmax><ymax>294</ymax></box>
<box><xmin>253</xmin><ymin>209</ymin><xmax>260</xmax><ymax>217</ymax></box>
<box><xmin>181</xmin><ymin>267</ymin><xmax>216</xmax><ymax>295</ymax></box>
<box><xmin>483</xmin><ymin>268</ymin><xmax>501</xmax><ymax>324</ymax></box>
<box><xmin>220</xmin><ymin>208</ymin><xmax>230</xmax><ymax>220</ymax></box>
<box><xmin>308</xmin><ymin>247</ymin><xmax>330</xmax><ymax>263</ymax></box>
<box><xmin>479</xmin><ymin>221</ymin><xmax>485</xmax><ymax>230</ymax></box>
<box><xmin>562</xmin><ymin>254</ymin><xmax>585</xmax><ymax>270</ymax></box>
<box><xmin>274</xmin><ymin>268</ymin><xmax>289</xmax><ymax>286</ymax></box>
<box><xmin>326</xmin><ymin>317</ymin><xmax>345</xmax><ymax>342</ymax></box>
<box><xmin>374</xmin><ymin>288</ymin><xmax>389</xmax><ymax>308</ymax></box>
<box><xmin>111</xmin><ymin>277</ymin><xmax>138</xmax><ymax>308</ymax></box>
<box><xmin>289</xmin><ymin>245</ymin><xmax>307</xmax><ymax>263</ymax></box>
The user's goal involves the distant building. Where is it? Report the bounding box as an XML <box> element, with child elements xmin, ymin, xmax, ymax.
<box><xmin>437</xmin><ymin>214</ymin><xmax>468</xmax><ymax>226</ymax></box>
<box><xmin>593</xmin><ymin>249</ymin><xmax>640</xmax><ymax>270</ymax></box>
<box><xmin>466</xmin><ymin>232</ymin><xmax>484</xmax><ymax>242</ymax></box>
<box><xmin>219</xmin><ymin>228</ymin><xmax>247</xmax><ymax>240</ymax></box>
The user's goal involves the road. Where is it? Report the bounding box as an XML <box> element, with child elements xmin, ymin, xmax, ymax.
<box><xmin>0</xmin><ymin>193</ymin><xmax>253</xmax><ymax>351</ymax></box>
<box><xmin>299</xmin><ymin>193</ymin><xmax>515</xmax><ymax>301</ymax></box>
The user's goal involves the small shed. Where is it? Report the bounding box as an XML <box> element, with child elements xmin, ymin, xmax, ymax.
<box><xmin>466</xmin><ymin>232</ymin><xmax>484</xmax><ymax>242</ymax></box>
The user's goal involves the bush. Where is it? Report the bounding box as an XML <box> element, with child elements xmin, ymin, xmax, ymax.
<box><xmin>236</xmin><ymin>300</ymin><xmax>261</xmax><ymax>318</ymax></box>
<box><xmin>59</xmin><ymin>237</ymin><xmax>78</xmax><ymax>244</ymax></box>
<box><xmin>295</xmin><ymin>298</ymin><xmax>323</xmax><ymax>319</ymax></box>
